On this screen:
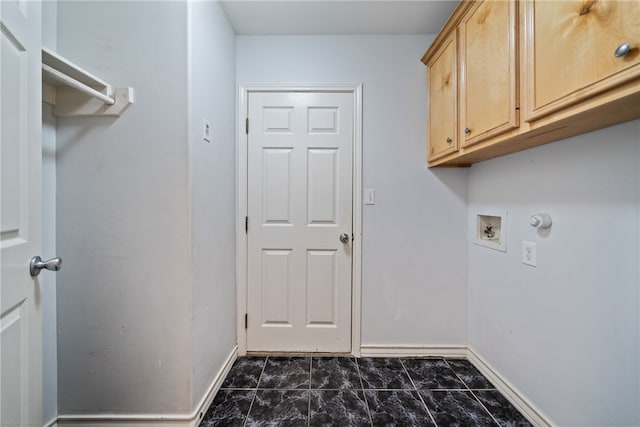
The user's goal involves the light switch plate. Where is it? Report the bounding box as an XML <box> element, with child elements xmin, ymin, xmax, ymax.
<box><xmin>365</xmin><ymin>188</ymin><xmax>375</xmax><ymax>205</ymax></box>
<box><xmin>203</xmin><ymin>119</ymin><xmax>211</xmax><ymax>142</ymax></box>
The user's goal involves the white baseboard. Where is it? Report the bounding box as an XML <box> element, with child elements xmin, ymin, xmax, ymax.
<box><xmin>56</xmin><ymin>345</ymin><xmax>238</xmax><ymax>427</ymax></box>
<box><xmin>466</xmin><ymin>347</ymin><xmax>552</xmax><ymax>427</ymax></box>
<box><xmin>359</xmin><ymin>344</ymin><xmax>468</xmax><ymax>358</ymax></box>
<box><xmin>191</xmin><ymin>345</ymin><xmax>238</xmax><ymax>426</ymax></box>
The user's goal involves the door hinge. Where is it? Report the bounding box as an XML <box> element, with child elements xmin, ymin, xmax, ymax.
<box><xmin>245</xmin><ymin>216</ymin><xmax>248</xmax><ymax>233</ymax></box>
<box><xmin>245</xmin><ymin>118</ymin><xmax>249</xmax><ymax>134</ymax></box>
<box><xmin>244</xmin><ymin>313</ymin><xmax>248</xmax><ymax>329</ymax></box>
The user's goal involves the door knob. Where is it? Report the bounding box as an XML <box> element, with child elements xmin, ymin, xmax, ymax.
<box><xmin>339</xmin><ymin>233</ymin><xmax>350</xmax><ymax>243</ymax></box>
<box><xmin>30</xmin><ymin>256</ymin><xmax>62</xmax><ymax>277</ymax></box>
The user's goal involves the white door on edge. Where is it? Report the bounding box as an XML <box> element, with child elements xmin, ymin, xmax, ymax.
<box><xmin>1</xmin><ymin>0</ymin><xmax>43</xmax><ymax>424</ymax></box>
<box><xmin>247</xmin><ymin>91</ymin><xmax>354</xmax><ymax>352</ymax></box>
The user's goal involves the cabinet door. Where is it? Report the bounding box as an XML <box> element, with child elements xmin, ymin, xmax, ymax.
<box><xmin>428</xmin><ymin>33</ymin><xmax>458</xmax><ymax>162</ymax></box>
<box><xmin>524</xmin><ymin>0</ymin><xmax>640</xmax><ymax>122</ymax></box>
<box><xmin>460</xmin><ymin>0</ymin><xmax>518</xmax><ymax>148</ymax></box>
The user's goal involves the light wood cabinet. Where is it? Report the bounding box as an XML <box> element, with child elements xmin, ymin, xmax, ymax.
<box><xmin>427</xmin><ymin>33</ymin><xmax>458</xmax><ymax>161</ymax></box>
<box><xmin>523</xmin><ymin>0</ymin><xmax>640</xmax><ymax>122</ymax></box>
<box><xmin>422</xmin><ymin>0</ymin><xmax>640</xmax><ymax>167</ymax></box>
<box><xmin>459</xmin><ymin>0</ymin><xmax>518</xmax><ymax>147</ymax></box>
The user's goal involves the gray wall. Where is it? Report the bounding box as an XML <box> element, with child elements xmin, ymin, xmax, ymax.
<box><xmin>56</xmin><ymin>1</ymin><xmax>193</xmax><ymax>414</ymax></box>
<box><xmin>236</xmin><ymin>35</ymin><xmax>469</xmax><ymax>347</ymax></box>
<box><xmin>467</xmin><ymin>120</ymin><xmax>640</xmax><ymax>426</ymax></box>
<box><xmin>55</xmin><ymin>0</ymin><xmax>237</xmax><ymax>416</ymax></box>
<box><xmin>187</xmin><ymin>0</ymin><xmax>237</xmax><ymax>407</ymax></box>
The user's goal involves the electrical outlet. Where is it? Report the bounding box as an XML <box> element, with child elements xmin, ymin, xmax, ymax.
<box><xmin>522</xmin><ymin>241</ymin><xmax>536</xmax><ymax>267</ymax></box>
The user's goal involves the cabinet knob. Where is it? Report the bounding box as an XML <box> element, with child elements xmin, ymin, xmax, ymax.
<box><xmin>446</xmin><ymin>137</ymin><xmax>452</xmax><ymax>144</ymax></box>
<box><xmin>464</xmin><ymin>127</ymin><xmax>472</xmax><ymax>134</ymax></box>
<box><xmin>614</xmin><ymin>42</ymin><xmax>631</xmax><ymax>58</ymax></box>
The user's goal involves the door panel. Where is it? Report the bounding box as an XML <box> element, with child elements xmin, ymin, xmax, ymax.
<box><xmin>427</xmin><ymin>33</ymin><xmax>458</xmax><ymax>161</ymax></box>
<box><xmin>460</xmin><ymin>0</ymin><xmax>518</xmax><ymax>147</ymax></box>
<box><xmin>1</xmin><ymin>0</ymin><xmax>42</xmax><ymax>425</ymax></box>
<box><xmin>260</xmin><ymin>249</ymin><xmax>293</xmax><ymax>326</ymax></box>
<box><xmin>307</xmin><ymin>148</ymin><xmax>337</xmax><ymax>224</ymax></box>
<box><xmin>306</xmin><ymin>250</ymin><xmax>338</xmax><ymax>326</ymax></box>
<box><xmin>530</xmin><ymin>0</ymin><xmax>640</xmax><ymax>113</ymax></box>
<box><xmin>247</xmin><ymin>91</ymin><xmax>353</xmax><ymax>352</ymax></box>
<box><xmin>262</xmin><ymin>148</ymin><xmax>292</xmax><ymax>224</ymax></box>
<box><xmin>1</xmin><ymin>26</ymin><xmax>25</xmax><ymax>235</ymax></box>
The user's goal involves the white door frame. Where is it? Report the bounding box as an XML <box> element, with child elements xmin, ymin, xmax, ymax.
<box><xmin>236</xmin><ymin>83</ymin><xmax>363</xmax><ymax>356</ymax></box>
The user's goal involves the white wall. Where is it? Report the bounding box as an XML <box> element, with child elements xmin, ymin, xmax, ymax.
<box><xmin>237</xmin><ymin>35</ymin><xmax>469</xmax><ymax>346</ymax></box>
<box><xmin>56</xmin><ymin>1</ymin><xmax>193</xmax><ymax>414</ymax></box>
<box><xmin>187</xmin><ymin>0</ymin><xmax>237</xmax><ymax>407</ymax></box>
<box><xmin>41</xmin><ymin>1</ymin><xmax>58</xmax><ymax>423</ymax></box>
<box><xmin>467</xmin><ymin>120</ymin><xmax>640</xmax><ymax>426</ymax></box>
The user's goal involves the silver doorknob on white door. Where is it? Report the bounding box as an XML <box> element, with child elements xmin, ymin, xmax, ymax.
<box><xmin>339</xmin><ymin>233</ymin><xmax>350</xmax><ymax>243</ymax></box>
<box><xmin>30</xmin><ymin>256</ymin><xmax>62</xmax><ymax>277</ymax></box>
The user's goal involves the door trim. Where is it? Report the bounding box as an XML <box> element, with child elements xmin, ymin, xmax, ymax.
<box><xmin>236</xmin><ymin>83</ymin><xmax>363</xmax><ymax>356</ymax></box>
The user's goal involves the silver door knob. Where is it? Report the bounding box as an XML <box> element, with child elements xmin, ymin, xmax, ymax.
<box><xmin>464</xmin><ymin>127</ymin><xmax>472</xmax><ymax>134</ymax></box>
<box><xmin>614</xmin><ymin>42</ymin><xmax>631</xmax><ymax>58</ymax></box>
<box><xmin>339</xmin><ymin>233</ymin><xmax>350</xmax><ymax>243</ymax></box>
<box><xmin>30</xmin><ymin>256</ymin><xmax>62</xmax><ymax>277</ymax></box>
<box><xmin>446</xmin><ymin>137</ymin><xmax>452</xmax><ymax>144</ymax></box>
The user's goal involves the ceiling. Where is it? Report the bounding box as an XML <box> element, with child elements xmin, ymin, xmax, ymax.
<box><xmin>220</xmin><ymin>0</ymin><xmax>459</xmax><ymax>35</ymax></box>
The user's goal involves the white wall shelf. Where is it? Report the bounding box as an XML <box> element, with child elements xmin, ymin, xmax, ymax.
<box><xmin>41</xmin><ymin>48</ymin><xmax>134</xmax><ymax>117</ymax></box>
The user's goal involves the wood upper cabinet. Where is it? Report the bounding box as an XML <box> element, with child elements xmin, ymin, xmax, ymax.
<box><xmin>427</xmin><ymin>32</ymin><xmax>458</xmax><ymax>161</ymax></box>
<box><xmin>523</xmin><ymin>0</ymin><xmax>640</xmax><ymax>122</ymax></box>
<box><xmin>422</xmin><ymin>0</ymin><xmax>640</xmax><ymax>167</ymax></box>
<box><xmin>459</xmin><ymin>0</ymin><xmax>518</xmax><ymax>147</ymax></box>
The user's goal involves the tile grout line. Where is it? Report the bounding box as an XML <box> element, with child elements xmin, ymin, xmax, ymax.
<box><xmin>248</xmin><ymin>387</ymin><xmax>458</xmax><ymax>391</ymax></box>
<box><xmin>400</xmin><ymin>359</ymin><xmax>439</xmax><ymax>427</ymax></box>
<box><xmin>466</xmin><ymin>387</ymin><xmax>502</xmax><ymax>427</ymax></box>
<box><xmin>443</xmin><ymin>358</ymin><xmax>501</xmax><ymax>426</ymax></box>
<box><xmin>354</xmin><ymin>357</ymin><xmax>374</xmax><ymax>427</ymax></box>
<box><xmin>242</xmin><ymin>356</ymin><xmax>269</xmax><ymax>427</ymax></box>
<box><xmin>308</xmin><ymin>357</ymin><xmax>312</xmax><ymax>427</ymax></box>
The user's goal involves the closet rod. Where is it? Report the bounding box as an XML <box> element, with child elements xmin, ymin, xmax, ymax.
<box><xmin>42</xmin><ymin>63</ymin><xmax>115</xmax><ymax>105</ymax></box>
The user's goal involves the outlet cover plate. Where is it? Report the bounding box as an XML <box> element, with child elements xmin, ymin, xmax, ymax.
<box><xmin>522</xmin><ymin>241</ymin><xmax>537</xmax><ymax>267</ymax></box>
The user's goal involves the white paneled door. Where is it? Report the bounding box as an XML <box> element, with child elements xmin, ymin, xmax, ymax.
<box><xmin>247</xmin><ymin>91</ymin><xmax>354</xmax><ymax>352</ymax></box>
<box><xmin>1</xmin><ymin>0</ymin><xmax>43</xmax><ymax>425</ymax></box>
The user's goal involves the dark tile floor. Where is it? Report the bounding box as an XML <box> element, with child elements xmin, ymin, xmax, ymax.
<box><xmin>200</xmin><ymin>356</ymin><xmax>532</xmax><ymax>427</ymax></box>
